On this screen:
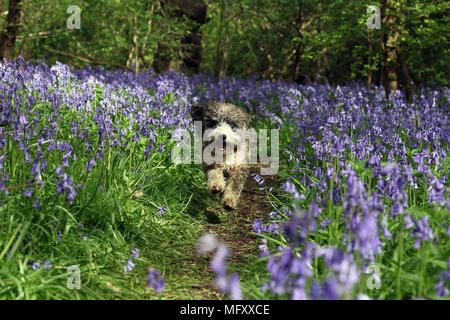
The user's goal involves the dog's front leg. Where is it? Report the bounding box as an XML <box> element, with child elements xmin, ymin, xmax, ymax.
<box><xmin>221</xmin><ymin>167</ymin><xmax>248</xmax><ymax>210</ymax></box>
<box><xmin>205</xmin><ymin>166</ymin><xmax>226</xmax><ymax>194</ymax></box>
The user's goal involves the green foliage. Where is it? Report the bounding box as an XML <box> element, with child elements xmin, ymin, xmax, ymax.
<box><xmin>202</xmin><ymin>0</ymin><xmax>449</xmax><ymax>86</ymax></box>
<box><xmin>1</xmin><ymin>0</ymin><xmax>447</xmax><ymax>85</ymax></box>
<box><xmin>13</xmin><ymin>0</ymin><xmax>192</xmax><ymax>70</ymax></box>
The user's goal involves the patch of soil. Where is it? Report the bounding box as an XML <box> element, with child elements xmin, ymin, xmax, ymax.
<box><xmin>199</xmin><ymin>173</ymin><xmax>280</xmax><ymax>296</ymax></box>
<box><xmin>163</xmin><ymin>173</ymin><xmax>280</xmax><ymax>300</ymax></box>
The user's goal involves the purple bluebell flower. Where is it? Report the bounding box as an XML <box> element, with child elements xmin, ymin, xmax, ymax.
<box><xmin>23</xmin><ymin>188</ymin><xmax>33</xmax><ymax>197</ymax></box>
<box><xmin>252</xmin><ymin>218</ymin><xmax>266</xmax><ymax>234</ymax></box>
<box><xmin>130</xmin><ymin>247</ymin><xmax>140</xmax><ymax>259</ymax></box>
<box><xmin>57</xmin><ymin>230</ymin><xmax>63</xmax><ymax>242</ymax></box>
<box><xmin>280</xmin><ymin>180</ymin><xmax>305</xmax><ymax>201</ymax></box>
<box><xmin>268</xmin><ymin>211</ymin><xmax>280</xmax><ymax>219</ymax></box>
<box><xmin>32</xmin><ymin>199</ymin><xmax>42</xmax><ymax>210</ymax></box>
<box><xmin>155</xmin><ymin>205</ymin><xmax>168</xmax><ymax>216</ymax></box>
<box><xmin>411</xmin><ymin>215</ymin><xmax>434</xmax><ymax>249</ymax></box>
<box><xmin>196</xmin><ymin>233</ymin><xmax>243</xmax><ymax>299</ymax></box>
<box><xmin>211</xmin><ymin>244</ymin><xmax>229</xmax><ymax>276</ymax></box>
<box><xmin>31</xmin><ymin>261</ymin><xmax>41</xmax><ymax>270</ymax></box>
<box><xmin>123</xmin><ymin>259</ymin><xmax>135</xmax><ymax>275</ymax></box>
<box><xmin>380</xmin><ymin>215</ymin><xmax>392</xmax><ymax>240</ymax></box>
<box><xmin>154</xmin><ymin>277</ymin><xmax>165</xmax><ymax>293</ymax></box>
<box><xmin>267</xmin><ymin>222</ymin><xmax>279</xmax><ymax>234</ymax></box>
<box><xmin>42</xmin><ymin>260</ymin><xmax>52</xmax><ymax>269</ymax></box>
<box><xmin>435</xmin><ymin>259</ymin><xmax>450</xmax><ymax>297</ymax></box>
<box><xmin>321</xmin><ymin>278</ymin><xmax>339</xmax><ymax>300</ymax></box>
<box><xmin>258</xmin><ymin>239</ymin><xmax>270</xmax><ymax>258</ymax></box>
<box><xmin>228</xmin><ymin>273</ymin><xmax>243</xmax><ymax>300</ymax></box>
<box><xmin>434</xmin><ymin>279</ymin><xmax>448</xmax><ymax>297</ymax></box>
<box><xmin>147</xmin><ymin>267</ymin><xmax>165</xmax><ymax>293</ymax></box>
<box><xmin>320</xmin><ymin>218</ymin><xmax>333</xmax><ymax>229</ymax></box>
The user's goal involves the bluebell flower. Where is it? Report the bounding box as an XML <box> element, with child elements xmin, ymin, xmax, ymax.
<box><xmin>320</xmin><ymin>218</ymin><xmax>333</xmax><ymax>229</ymax></box>
<box><xmin>252</xmin><ymin>218</ymin><xmax>266</xmax><ymax>234</ymax></box>
<box><xmin>23</xmin><ymin>188</ymin><xmax>33</xmax><ymax>197</ymax></box>
<box><xmin>147</xmin><ymin>268</ymin><xmax>165</xmax><ymax>293</ymax></box>
<box><xmin>123</xmin><ymin>259</ymin><xmax>135</xmax><ymax>275</ymax></box>
<box><xmin>411</xmin><ymin>215</ymin><xmax>434</xmax><ymax>249</ymax></box>
<box><xmin>156</xmin><ymin>205</ymin><xmax>168</xmax><ymax>216</ymax></box>
<box><xmin>280</xmin><ymin>180</ymin><xmax>305</xmax><ymax>201</ymax></box>
<box><xmin>31</xmin><ymin>261</ymin><xmax>40</xmax><ymax>270</ymax></box>
<box><xmin>130</xmin><ymin>247</ymin><xmax>140</xmax><ymax>259</ymax></box>
<box><xmin>42</xmin><ymin>260</ymin><xmax>52</xmax><ymax>269</ymax></box>
<box><xmin>196</xmin><ymin>233</ymin><xmax>243</xmax><ymax>299</ymax></box>
<box><xmin>57</xmin><ymin>230</ymin><xmax>63</xmax><ymax>242</ymax></box>
<box><xmin>211</xmin><ymin>244</ymin><xmax>229</xmax><ymax>276</ymax></box>
<box><xmin>32</xmin><ymin>199</ymin><xmax>42</xmax><ymax>210</ymax></box>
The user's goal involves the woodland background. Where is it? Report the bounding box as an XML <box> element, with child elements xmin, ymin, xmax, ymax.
<box><xmin>0</xmin><ymin>0</ymin><xmax>449</xmax><ymax>95</ymax></box>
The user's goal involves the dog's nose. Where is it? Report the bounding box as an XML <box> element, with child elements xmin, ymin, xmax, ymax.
<box><xmin>221</xmin><ymin>134</ymin><xmax>227</xmax><ymax>141</ymax></box>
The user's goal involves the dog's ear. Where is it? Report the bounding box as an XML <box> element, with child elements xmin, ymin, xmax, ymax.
<box><xmin>190</xmin><ymin>103</ymin><xmax>204</xmax><ymax>121</ymax></box>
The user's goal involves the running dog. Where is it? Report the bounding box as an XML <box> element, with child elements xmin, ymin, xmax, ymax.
<box><xmin>191</xmin><ymin>101</ymin><xmax>252</xmax><ymax>210</ymax></box>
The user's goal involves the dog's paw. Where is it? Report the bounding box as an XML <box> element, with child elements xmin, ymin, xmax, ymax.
<box><xmin>223</xmin><ymin>201</ymin><xmax>235</xmax><ymax>211</ymax></box>
<box><xmin>209</xmin><ymin>185</ymin><xmax>224</xmax><ymax>194</ymax></box>
<box><xmin>221</xmin><ymin>197</ymin><xmax>236</xmax><ymax>211</ymax></box>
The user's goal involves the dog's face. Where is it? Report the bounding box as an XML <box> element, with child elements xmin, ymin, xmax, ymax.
<box><xmin>191</xmin><ymin>102</ymin><xmax>251</xmax><ymax>151</ymax></box>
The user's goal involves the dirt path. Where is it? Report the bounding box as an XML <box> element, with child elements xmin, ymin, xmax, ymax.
<box><xmin>194</xmin><ymin>173</ymin><xmax>279</xmax><ymax>299</ymax></box>
<box><xmin>154</xmin><ymin>172</ymin><xmax>279</xmax><ymax>300</ymax></box>
<box><xmin>203</xmin><ymin>174</ymin><xmax>279</xmax><ymax>262</ymax></box>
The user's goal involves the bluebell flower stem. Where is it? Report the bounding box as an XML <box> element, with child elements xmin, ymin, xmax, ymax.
<box><xmin>418</xmin><ymin>242</ymin><xmax>429</xmax><ymax>298</ymax></box>
<box><xmin>395</xmin><ymin>215</ymin><xmax>404</xmax><ymax>300</ymax></box>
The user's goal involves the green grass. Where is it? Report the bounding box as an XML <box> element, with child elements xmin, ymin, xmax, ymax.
<box><xmin>0</xmin><ymin>137</ymin><xmax>229</xmax><ymax>299</ymax></box>
<box><xmin>0</xmin><ymin>127</ymin><xmax>274</xmax><ymax>299</ymax></box>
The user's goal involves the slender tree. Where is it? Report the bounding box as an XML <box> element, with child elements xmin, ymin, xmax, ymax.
<box><xmin>381</xmin><ymin>0</ymin><xmax>401</xmax><ymax>97</ymax></box>
<box><xmin>213</xmin><ymin>0</ymin><xmax>232</xmax><ymax>79</ymax></box>
<box><xmin>153</xmin><ymin>0</ymin><xmax>207</xmax><ymax>74</ymax></box>
<box><xmin>0</xmin><ymin>0</ymin><xmax>24</xmax><ymax>60</ymax></box>
<box><xmin>290</xmin><ymin>1</ymin><xmax>304</xmax><ymax>83</ymax></box>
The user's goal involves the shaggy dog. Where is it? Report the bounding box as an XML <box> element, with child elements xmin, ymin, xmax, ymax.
<box><xmin>191</xmin><ymin>101</ymin><xmax>252</xmax><ymax>210</ymax></box>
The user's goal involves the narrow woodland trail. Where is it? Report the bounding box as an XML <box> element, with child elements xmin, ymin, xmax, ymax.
<box><xmin>158</xmin><ymin>173</ymin><xmax>279</xmax><ymax>300</ymax></box>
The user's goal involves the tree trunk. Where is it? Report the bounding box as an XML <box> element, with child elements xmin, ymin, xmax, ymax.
<box><xmin>0</xmin><ymin>0</ymin><xmax>23</xmax><ymax>61</ymax></box>
<box><xmin>218</xmin><ymin>24</ymin><xmax>231</xmax><ymax>79</ymax></box>
<box><xmin>383</xmin><ymin>30</ymin><xmax>400</xmax><ymax>95</ymax></box>
<box><xmin>176</xmin><ymin>0</ymin><xmax>207</xmax><ymax>74</ymax></box>
<box><xmin>398</xmin><ymin>48</ymin><xmax>413</xmax><ymax>102</ymax></box>
<box><xmin>290</xmin><ymin>2</ymin><xmax>304</xmax><ymax>82</ymax></box>
<box><xmin>141</xmin><ymin>3</ymin><xmax>156</xmax><ymax>69</ymax></box>
<box><xmin>133</xmin><ymin>17</ymin><xmax>139</xmax><ymax>73</ymax></box>
<box><xmin>213</xmin><ymin>0</ymin><xmax>225</xmax><ymax>78</ymax></box>
<box><xmin>291</xmin><ymin>44</ymin><xmax>303</xmax><ymax>83</ymax></box>
<box><xmin>381</xmin><ymin>0</ymin><xmax>401</xmax><ymax>98</ymax></box>
<box><xmin>217</xmin><ymin>0</ymin><xmax>232</xmax><ymax>79</ymax></box>
<box><xmin>153</xmin><ymin>0</ymin><xmax>207</xmax><ymax>74</ymax></box>
<box><xmin>366</xmin><ymin>34</ymin><xmax>373</xmax><ymax>91</ymax></box>
<box><xmin>126</xmin><ymin>14</ymin><xmax>140</xmax><ymax>73</ymax></box>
